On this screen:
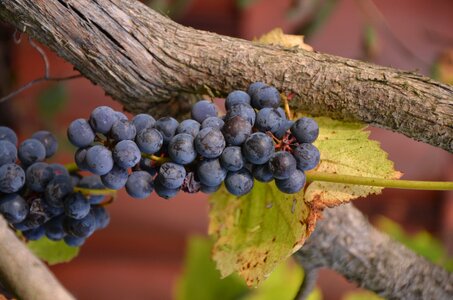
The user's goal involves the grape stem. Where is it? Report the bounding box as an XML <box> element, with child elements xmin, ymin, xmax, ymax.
<box><xmin>306</xmin><ymin>171</ymin><xmax>453</xmax><ymax>190</ymax></box>
<box><xmin>143</xmin><ymin>154</ymin><xmax>171</xmax><ymax>164</ymax></box>
<box><xmin>73</xmin><ymin>186</ymin><xmax>117</xmax><ymax>196</ymax></box>
<box><xmin>281</xmin><ymin>93</ymin><xmax>293</xmax><ymax>120</ymax></box>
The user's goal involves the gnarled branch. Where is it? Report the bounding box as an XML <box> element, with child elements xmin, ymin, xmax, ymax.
<box><xmin>0</xmin><ymin>216</ymin><xmax>74</xmax><ymax>300</ymax></box>
<box><xmin>0</xmin><ymin>0</ymin><xmax>452</xmax><ymax>152</ymax></box>
<box><xmin>0</xmin><ymin>0</ymin><xmax>452</xmax><ymax>299</ymax></box>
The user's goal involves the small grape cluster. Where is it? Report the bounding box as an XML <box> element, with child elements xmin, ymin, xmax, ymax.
<box><xmin>69</xmin><ymin>82</ymin><xmax>320</xmax><ymax>199</ymax></box>
<box><xmin>0</xmin><ymin>127</ymin><xmax>110</xmax><ymax>247</ymax></box>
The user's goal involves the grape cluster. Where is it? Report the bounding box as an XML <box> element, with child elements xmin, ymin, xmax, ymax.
<box><xmin>0</xmin><ymin>127</ymin><xmax>110</xmax><ymax>247</ymax></box>
<box><xmin>69</xmin><ymin>82</ymin><xmax>320</xmax><ymax>199</ymax></box>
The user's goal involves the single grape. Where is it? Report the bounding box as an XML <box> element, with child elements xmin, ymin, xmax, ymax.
<box><xmin>78</xmin><ymin>175</ymin><xmax>105</xmax><ymax>204</ymax></box>
<box><xmin>126</xmin><ymin>171</ymin><xmax>154</xmax><ymax>199</ymax></box>
<box><xmin>154</xmin><ymin>180</ymin><xmax>179</xmax><ymax>199</ymax></box>
<box><xmin>255</xmin><ymin>108</ymin><xmax>284</xmax><ymax>133</ymax></box>
<box><xmin>0</xmin><ymin>163</ymin><xmax>25</xmax><ymax>193</ymax></box>
<box><xmin>242</xmin><ymin>132</ymin><xmax>275</xmax><ymax>165</ymax></box>
<box><xmin>220</xmin><ymin>146</ymin><xmax>245</xmax><ymax>171</ymax></box>
<box><xmin>45</xmin><ymin>215</ymin><xmax>66</xmax><ymax>241</ymax></box>
<box><xmin>135</xmin><ymin>128</ymin><xmax>163</xmax><ymax>154</ymax></box>
<box><xmin>275</xmin><ymin>169</ymin><xmax>305</xmax><ymax>194</ymax></box>
<box><xmin>168</xmin><ymin>133</ymin><xmax>197</xmax><ymax>164</ymax></box>
<box><xmin>89</xmin><ymin>106</ymin><xmax>116</xmax><ymax>134</ymax></box>
<box><xmin>225</xmin><ymin>103</ymin><xmax>256</xmax><ymax>126</ymax></box>
<box><xmin>64</xmin><ymin>235</ymin><xmax>86</xmax><ymax>247</ymax></box>
<box><xmin>110</xmin><ymin>119</ymin><xmax>136</xmax><ymax>141</ymax></box>
<box><xmin>74</xmin><ymin>148</ymin><xmax>89</xmax><ymax>170</ymax></box>
<box><xmin>86</xmin><ymin>145</ymin><xmax>114</xmax><ymax>175</ymax></box>
<box><xmin>247</xmin><ymin>82</ymin><xmax>266</xmax><ymax>99</ymax></box>
<box><xmin>0</xmin><ymin>126</ymin><xmax>17</xmax><ymax>145</ymax></box>
<box><xmin>194</xmin><ymin>127</ymin><xmax>225</xmax><ymax>158</ymax></box>
<box><xmin>197</xmin><ymin>159</ymin><xmax>226</xmax><ymax>187</ymax></box>
<box><xmin>31</xmin><ymin>131</ymin><xmax>58</xmax><ymax>158</ymax></box>
<box><xmin>155</xmin><ymin>117</ymin><xmax>179</xmax><ymax>144</ymax></box>
<box><xmin>252</xmin><ymin>86</ymin><xmax>281</xmax><ymax>109</ymax></box>
<box><xmin>275</xmin><ymin>107</ymin><xmax>287</xmax><ymax>119</ymax></box>
<box><xmin>201</xmin><ymin>117</ymin><xmax>224</xmax><ymax>131</ymax></box>
<box><xmin>290</xmin><ymin>117</ymin><xmax>319</xmax><ymax>143</ymax></box>
<box><xmin>0</xmin><ymin>193</ymin><xmax>29</xmax><ymax>224</ymax></box>
<box><xmin>101</xmin><ymin>165</ymin><xmax>129</xmax><ymax>190</ymax></box>
<box><xmin>268</xmin><ymin>151</ymin><xmax>297</xmax><ymax>179</ymax></box>
<box><xmin>293</xmin><ymin>143</ymin><xmax>320</xmax><ymax>171</ymax></box>
<box><xmin>64</xmin><ymin>193</ymin><xmax>91</xmax><ymax>220</ymax></box>
<box><xmin>222</xmin><ymin>116</ymin><xmax>252</xmax><ymax>146</ymax></box>
<box><xmin>176</xmin><ymin>119</ymin><xmax>200</xmax><ymax>138</ymax></box>
<box><xmin>22</xmin><ymin>226</ymin><xmax>46</xmax><ymax>241</ymax></box>
<box><xmin>158</xmin><ymin>162</ymin><xmax>186</xmax><ymax>189</ymax></box>
<box><xmin>225</xmin><ymin>169</ymin><xmax>254</xmax><ymax>196</ymax></box>
<box><xmin>112</xmin><ymin>140</ymin><xmax>141</xmax><ymax>169</ymax></box>
<box><xmin>0</xmin><ymin>140</ymin><xmax>17</xmax><ymax>166</ymax></box>
<box><xmin>191</xmin><ymin>100</ymin><xmax>218</xmax><ymax>123</ymax></box>
<box><xmin>132</xmin><ymin>114</ymin><xmax>156</xmax><ymax>133</ymax></box>
<box><xmin>64</xmin><ymin>212</ymin><xmax>97</xmax><ymax>238</ymax></box>
<box><xmin>45</xmin><ymin>175</ymin><xmax>73</xmax><ymax>207</ymax></box>
<box><xmin>92</xmin><ymin>205</ymin><xmax>110</xmax><ymax>230</ymax></box>
<box><xmin>26</xmin><ymin>162</ymin><xmax>54</xmax><ymax>192</ymax></box>
<box><xmin>67</xmin><ymin>119</ymin><xmax>95</xmax><ymax>148</ymax></box>
<box><xmin>200</xmin><ymin>184</ymin><xmax>221</xmax><ymax>194</ymax></box>
<box><xmin>252</xmin><ymin>164</ymin><xmax>273</xmax><ymax>182</ymax></box>
<box><xmin>225</xmin><ymin>90</ymin><xmax>251</xmax><ymax>110</ymax></box>
<box><xmin>18</xmin><ymin>138</ymin><xmax>46</xmax><ymax>166</ymax></box>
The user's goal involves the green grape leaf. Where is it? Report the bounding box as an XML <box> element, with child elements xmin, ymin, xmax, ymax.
<box><xmin>175</xmin><ymin>236</ymin><xmax>249</xmax><ymax>300</ymax></box>
<box><xmin>175</xmin><ymin>235</ymin><xmax>312</xmax><ymax>300</ymax></box>
<box><xmin>305</xmin><ymin>117</ymin><xmax>401</xmax><ymax>209</ymax></box>
<box><xmin>209</xmin><ymin>181</ymin><xmax>313</xmax><ymax>287</ymax></box>
<box><xmin>27</xmin><ymin>237</ymin><xmax>79</xmax><ymax>265</ymax></box>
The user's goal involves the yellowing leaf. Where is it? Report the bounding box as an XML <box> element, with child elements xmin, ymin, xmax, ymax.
<box><xmin>257</xmin><ymin>28</ymin><xmax>313</xmax><ymax>51</ymax></box>
<box><xmin>305</xmin><ymin>117</ymin><xmax>401</xmax><ymax>209</ymax></box>
<box><xmin>209</xmin><ymin>181</ymin><xmax>313</xmax><ymax>287</ymax></box>
<box><xmin>28</xmin><ymin>237</ymin><xmax>79</xmax><ymax>265</ymax></box>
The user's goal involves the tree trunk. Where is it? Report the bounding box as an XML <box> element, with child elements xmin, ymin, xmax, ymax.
<box><xmin>0</xmin><ymin>0</ymin><xmax>452</xmax><ymax>299</ymax></box>
<box><xmin>0</xmin><ymin>0</ymin><xmax>451</xmax><ymax>152</ymax></box>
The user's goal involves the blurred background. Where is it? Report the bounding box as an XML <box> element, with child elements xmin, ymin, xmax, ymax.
<box><xmin>0</xmin><ymin>0</ymin><xmax>452</xmax><ymax>299</ymax></box>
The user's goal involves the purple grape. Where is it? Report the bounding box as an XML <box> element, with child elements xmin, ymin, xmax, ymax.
<box><xmin>201</xmin><ymin>117</ymin><xmax>224</xmax><ymax>130</ymax></box>
<box><xmin>158</xmin><ymin>162</ymin><xmax>186</xmax><ymax>189</ymax></box>
<box><xmin>225</xmin><ymin>103</ymin><xmax>256</xmax><ymax>126</ymax></box>
<box><xmin>225</xmin><ymin>169</ymin><xmax>254</xmax><ymax>196</ymax></box>
<box><xmin>290</xmin><ymin>117</ymin><xmax>319</xmax><ymax>143</ymax></box>
<box><xmin>110</xmin><ymin>119</ymin><xmax>136</xmax><ymax>141</ymax></box>
<box><xmin>225</xmin><ymin>90</ymin><xmax>251</xmax><ymax>110</ymax></box>
<box><xmin>18</xmin><ymin>138</ymin><xmax>46</xmax><ymax>166</ymax></box>
<box><xmin>132</xmin><ymin>114</ymin><xmax>156</xmax><ymax>133</ymax></box>
<box><xmin>222</xmin><ymin>116</ymin><xmax>252</xmax><ymax>146</ymax></box>
<box><xmin>112</xmin><ymin>140</ymin><xmax>141</xmax><ymax>169</ymax></box>
<box><xmin>0</xmin><ymin>126</ymin><xmax>17</xmax><ymax>145</ymax></box>
<box><xmin>168</xmin><ymin>133</ymin><xmax>197</xmax><ymax>164</ymax></box>
<box><xmin>242</xmin><ymin>132</ymin><xmax>275</xmax><ymax>165</ymax></box>
<box><xmin>191</xmin><ymin>100</ymin><xmax>218</xmax><ymax>123</ymax></box>
<box><xmin>89</xmin><ymin>106</ymin><xmax>116</xmax><ymax>134</ymax></box>
<box><xmin>67</xmin><ymin>119</ymin><xmax>95</xmax><ymax>148</ymax></box>
<box><xmin>155</xmin><ymin>117</ymin><xmax>179</xmax><ymax>144</ymax></box>
<box><xmin>0</xmin><ymin>193</ymin><xmax>29</xmax><ymax>224</ymax></box>
<box><xmin>101</xmin><ymin>165</ymin><xmax>129</xmax><ymax>190</ymax></box>
<box><xmin>176</xmin><ymin>119</ymin><xmax>200</xmax><ymax>138</ymax></box>
<box><xmin>197</xmin><ymin>159</ymin><xmax>226</xmax><ymax>187</ymax></box>
<box><xmin>220</xmin><ymin>146</ymin><xmax>245</xmax><ymax>171</ymax></box>
<box><xmin>0</xmin><ymin>163</ymin><xmax>25</xmax><ymax>193</ymax></box>
<box><xmin>293</xmin><ymin>143</ymin><xmax>320</xmax><ymax>171</ymax></box>
<box><xmin>194</xmin><ymin>127</ymin><xmax>225</xmax><ymax>158</ymax></box>
<box><xmin>136</xmin><ymin>128</ymin><xmax>163</xmax><ymax>154</ymax></box>
<box><xmin>268</xmin><ymin>151</ymin><xmax>297</xmax><ymax>179</ymax></box>
<box><xmin>126</xmin><ymin>171</ymin><xmax>154</xmax><ymax>199</ymax></box>
<box><xmin>86</xmin><ymin>145</ymin><xmax>114</xmax><ymax>175</ymax></box>
<box><xmin>26</xmin><ymin>162</ymin><xmax>54</xmax><ymax>192</ymax></box>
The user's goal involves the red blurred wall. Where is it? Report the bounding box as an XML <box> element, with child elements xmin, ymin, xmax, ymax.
<box><xmin>2</xmin><ymin>0</ymin><xmax>452</xmax><ymax>299</ymax></box>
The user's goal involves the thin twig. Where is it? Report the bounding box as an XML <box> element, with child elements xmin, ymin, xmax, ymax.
<box><xmin>0</xmin><ymin>75</ymin><xmax>82</xmax><ymax>103</ymax></box>
<box><xmin>0</xmin><ymin>35</ymin><xmax>82</xmax><ymax>103</ymax></box>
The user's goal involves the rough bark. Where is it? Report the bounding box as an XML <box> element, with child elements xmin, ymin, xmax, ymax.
<box><xmin>295</xmin><ymin>204</ymin><xmax>453</xmax><ymax>300</ymax></box>
<box><xmin>0</xmin><ymin>0</ymin><xmax>452</xmax><ymax>152</ymax></box>
<box><xmin>0</xmin><ymin>0</ymin><xmax>452</xmax><ymax>299</ymax></box>
<box><xmin>0</xmin><ymin>216</ymin><xmax>75</xmax><ymax>300</ymax></box>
